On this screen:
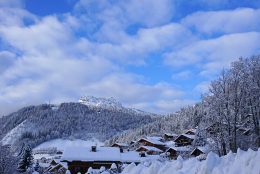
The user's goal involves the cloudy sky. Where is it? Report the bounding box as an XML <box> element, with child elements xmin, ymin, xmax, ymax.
<box><xmin>0</xmin><ymin>0</ymin><xmax>260</xmax><ymax>115</ymax></box>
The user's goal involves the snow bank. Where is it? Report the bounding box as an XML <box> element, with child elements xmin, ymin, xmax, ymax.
<box><xmin>121</xmin><ymin>148</ymin><xmax>260</xmax><ymax>174</ymax></box>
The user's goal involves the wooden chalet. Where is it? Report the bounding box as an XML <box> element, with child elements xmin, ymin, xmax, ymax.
<box><xmin>136</xmin><ymin>146</ymin><xmax>163</xmax><ymax>155</ymax></box>
<box><xmin>111</xmin><ymin>143</ymin><xmax>129</xmax><ymax>149</ymax></box>
<box><xmin>237</xmin><ymin>127</ymin><xmax>251</xmax><ymax>136</ymax></box>
<box><xmin>190</xmin><ymin>146</ymin><xmax>209</xmax><ymax>158</ymax></box>
<box><xmin>165</xmin><ymin>147</ymin><xmax>177</xmax><ymax>159</ymax></box>
<box><xmin>137</xmin><ymin>137</ymin><xmax>165</xmax><ymax>150</ymax></box>
<box><xmin>61</xmin><ymin>146</ymin><xmax>142</xmax><ymax>174</ymax></box>
<box><xmin>164</xmin><ymin>133</ymin><xmax>178</xmax><ymax>141</ymax></box>
<box><xmin>184</xmin><ymin>129</ymin><xmax>196</xmax><ymax>135</ymax></box>
<box><xmin>174</xmin><ymin>134</ymin><xmax>195</xmax><ymax>146</ymax></box>
<box><xmin>130</xmin><ymin>141</ymin><xmax>137</xmax><ymax>145</ymax></box>
<box><xmin>56</xmin><ymin>150</ymin><xmax>63</xmax><ymax>155</ymax></box>
<box><xmin>50</xmin><ymin>159</ymin><xmax>59</xmax><ymax>166</ymax></box>
<box><xmin>206</xmin><ymin>122</ymin><xmax>227</xmax><ymax>135</ymax></box>
<box><xmin>165</xmin><ymin>146</ymin><xmax>191</xmax><ymax>159</ymax></box>
<box><xmin>191</xmin><ymin>148</ymin><xmax>204</xmax><ymax>157</ymax></box>
<box><xmin>48</xmin><ymin>163</ymin><xmax>67</xmax><ymax>174</ymax></box>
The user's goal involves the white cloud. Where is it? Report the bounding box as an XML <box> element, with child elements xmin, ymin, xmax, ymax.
<box><xmin>74</xmin><ymin>0</ymin><xmax>175</xmax><ymax>28</ymax></box>
<box><xmin>164</xmin><ymin>32</ymin><xmax>260</xmax><ymax>76</ymax></box>
<box><xmin>0</xmin><ymin>0</ymin><xmax>24</xmax><ymax>8</ymax></box>
<box><xmin>122</xmin><ymin>0</ymin><xmax>174</xmax><ymax>27</ymax></box>
<box><xmin>182</xmin><ymin>8</ymin><xmax>260</xmax><ymax>34</ymax></box>
<box><xmin>0</xmin><ymin>8</ymin><xmax>188</xmax><ymax>115</ymax></box>
<box><xmin>172</xmin><ymin>70</ymin><xmax>192</xmax><ymax>80</ymax></box>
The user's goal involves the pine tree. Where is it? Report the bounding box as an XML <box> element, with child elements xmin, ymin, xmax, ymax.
<box><xmin>17</xmin><ymin>145</ymin><xmax>34</xmax><ymax>173</ymax></box>
<box><xmin>34</xmin><ymin>161</ymin><xmax>40</xmax><ymax>172</ymax></box>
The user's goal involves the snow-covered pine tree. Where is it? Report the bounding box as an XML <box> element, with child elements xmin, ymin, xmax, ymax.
<box><xmin>17</xmin><ymin>145</ymin><xmax>34</xmax><ymax>173</ymax></box>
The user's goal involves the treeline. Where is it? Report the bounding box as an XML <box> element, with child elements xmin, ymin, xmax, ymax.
<box><xmin>108</xmin><ymin>56</ymin><xmax>260</xmax><ymax>155</ymax></box>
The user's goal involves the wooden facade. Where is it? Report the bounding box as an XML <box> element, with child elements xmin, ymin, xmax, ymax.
<box><xmin>184</xmin><ymin>130</ymin><xmax>196</xmax><ymax>135</ymax></box>
<box><xmin>64</xmin><ymin>161</ymin><xmax>120</xmax><ymax>174</ymax></box>
<box><xmin>174</xmin><ymin>135</ymin><xmax>194</xmax><ymax>146</ymax></box>
<box><xmin>163</xmin><ymin>133</ymin><xmax>177</xmax><ymax>141</ymax></box>
<box><xmin>137</xmin><ymin>138</ymin><xmax>165</xmax><ymax>150</ymax></box>
<box><xmin>190</xmin><ymin>148</ymin><xmax>204</xmax><ymax>157</ymax></box>
<box><xmin>111</xmin><ymin>143</ymin><xmax>128</xmax><ymax>149</ymax></box>
<box><xmin>48</xmin><ymin>164</ymin><xmax>67</xmax><ymax>174</ymax></box>
<box><xmin>136</xmin><ymin>146</ymin><xmax>162</xmax><ymax>155</ymax></box>
<box><xmin>165</xmin><ymin>148</ymin><xmax>177</xmax><ymax>159</ymax></box>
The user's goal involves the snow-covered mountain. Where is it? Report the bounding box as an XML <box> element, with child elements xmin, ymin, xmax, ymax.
<box><xmin>78</xmin><ymin>96</ymin><xmax>158</xmax><ymax>116</ymax></box>
<box><xmin>0</xmin><ymin>97</ymin><xmax>158</xmax><ymax>151</ymax></box>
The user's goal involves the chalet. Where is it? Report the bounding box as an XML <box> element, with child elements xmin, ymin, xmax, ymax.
<box><xmin>56</xmin><ymin>150</ymin><xmax>63</xmax><ymax>155</ymax></box>
<box><xmin>243</xmin><ymin>129</ymin><xmax>251</xmax><ymax>136</ymax></box>
<box><xmin>50</xmin><ymin>159</ymin><xmax>59</xmax><ymax>166</ymax></box>
<box><xmin>45</xmin><ymin>159</ymin><xmax>65</xmax><ymax>173</ymax></box>
<box><xmin>164</xmin><ymin>133</ymin><xmax>178</xmax><ymax>141</ymax></box>
<box><xmin>237</xmin><ymin>127</ymin><xmax>251</xmax><ymax>136</ymax></box>
<box><xmin>39</xmin><ymin>157</ymin><xmax>48</xmax><ymax>163</ymax></box>
<box><xmin>206</xmin><ymin>122</ymin><xmax>227</xmax><ymax>135</ymax></box>
<box><xmin>191</xmin><ymin>146</ymin><xmax>209</xmax><ymax>160</ymax></box>
<box><xmin>48</xmin><ymin>162</ymin><xmax>67</xmax><ymax>174</ymax></box>
<box><xmin>61</xmin><ymin>146</ymin><xmax>143</xmax><ymax>174</ymax></box>
<box><xmin>165</xmin><ymin>147</ymin><xmax>177</xmax><ymax>159</ymax></box>
<box><xmin>137</xmin><ymin>137</ymin><xmax>165</xmax><ymax>150</ymax></box>
<box><xmin>174</xmin><ymin>134</ymin><xmax>195</xmax><ymax>146</ymax></box>
<box><xmin>136</xmin><ymin>146</ymin><xmax>163</xmax><ymax>155</ymax></box>
<box><xmin>130</xmin><ymin>141</ymin><xmax>137</xmax><ymax>145</ymax></box>
<box><xmin>165</xmin><ymin>146</ymin><xmax>191</xmax><ymax>159</ymax></box>
<box><xmin>111</xmin><ymin>143</ymin><xmax>129</xmax><ymax>149</ymax></box>
<box><xmin>184</xmin><ymin>129</ymin><xmax>196</xmax><ymax>135</ymax></box>
<box><xmin>191</xmin><ymin>148</ymin><xmax>204</xmax><ymax>157</ymax></box>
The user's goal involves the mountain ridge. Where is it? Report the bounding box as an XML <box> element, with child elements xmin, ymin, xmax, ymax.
<box><xmin>0</xmin><ymin>97</ymin><xmax>159</xmax><ymax>151</ymax></box>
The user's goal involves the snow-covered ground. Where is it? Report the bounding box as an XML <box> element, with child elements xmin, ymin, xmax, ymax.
<box><xmin>34</xmin><ymin>138</ymin><xmax>103</xmax><ymax>151</ymax></box>
<box><xmin>122</xmin><ymin>148</ymin><xmax>260</xmax><ymax>174</ymax></box>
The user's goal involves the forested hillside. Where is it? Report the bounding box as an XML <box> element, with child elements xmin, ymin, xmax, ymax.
<box><xmin>0</xmin><ymin>102</ymin><xmax>155</xmax><ymax>150</ymax></box>
<box><xmin>108</xmin><ymin>56</ymin><xmax>260</xmax><ymax>155</ymax></box>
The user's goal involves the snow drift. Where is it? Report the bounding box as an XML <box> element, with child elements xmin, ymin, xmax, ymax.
<box><xmin>122</xmin><ymin>148</ymin><xmax>260</xmax><ymax>174</ymax></box>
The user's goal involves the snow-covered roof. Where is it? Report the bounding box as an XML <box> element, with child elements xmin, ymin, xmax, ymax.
<box><xmin>120</xmin><ymin>151</ymin><xmax>142</xmax><ymax>163</ymax></box>
<box><xmin>167</xmin><ymin>146</ymin><xmax>191</xmax><ymax>152</ymax></box>
<box><xmin>191</xmin><ymin>146</ymin><xmax>210</xmax><ymax>154</ymax></box>
<box><xmin>184</xmin><ymin>129</ymin><xmax>196</xmax><ymax>134</ymax></box>
<box><xmin>139</xmin><ymin>137</ymin><xmax>165</xmax><ymax>145</ymax></box>
<box><xmin>112</xmin><ymin>143</ymin><xmax>128</xmax><ymax>147</ymax></box>
<box><xmin>61</xmin><ymin>146</ymin><xmax>159</xmax><ymax>163</ymax></box>
<box><xmin>137</xmin><ymin>146</ymin><xmax>163</xmax><ymax>152</ymax></box>
<box><xmin>175</xmin><ymin>134</ymin><xmax>195</xmax><ymax>141</ymax></box>
<box><xmin>61</xmin><ymin>146</ymin><xmax>121</xmax><ymax>162</ymax></box>
<box><xmin>164</xmin><ymin>133</ymin><xmax>178</xmax><ymax>137</ymax></box>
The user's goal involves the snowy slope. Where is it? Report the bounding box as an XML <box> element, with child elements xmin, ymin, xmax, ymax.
<box><xmin>1</xmin><ymin>120</ymin><xmax>35</xmax><ymax>145</ymax></box>
<box><xmin>122</xmin><ymin>148</ymin><xmax>260</xmax><ymax>174</ymax></box>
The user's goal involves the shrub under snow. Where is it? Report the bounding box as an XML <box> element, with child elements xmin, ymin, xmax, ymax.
<box><xmin>122</xmin><ymin>148</ymin><xmax>260</xmax><ymax>174</ymax></box>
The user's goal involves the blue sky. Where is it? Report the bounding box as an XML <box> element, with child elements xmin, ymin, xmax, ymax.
<box><xmin>0</xmin><ymin>0</ymin><xmax>260</xmax><ymax>115</ymax></box>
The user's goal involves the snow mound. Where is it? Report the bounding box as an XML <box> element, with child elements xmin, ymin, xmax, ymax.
<box><xmin>121</xmin><ymin>148</ymin><xmax>260</xmax><ymax>174</ymax></box>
